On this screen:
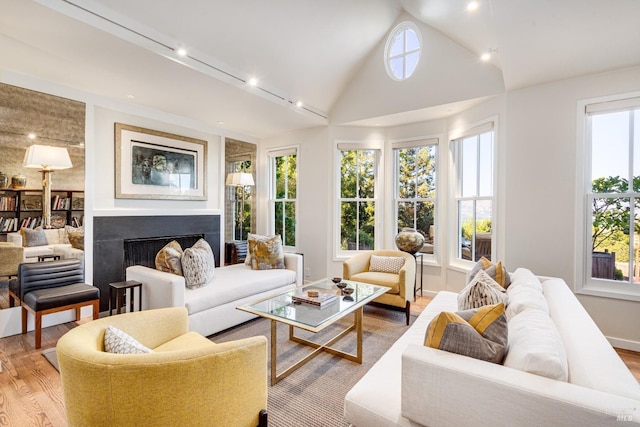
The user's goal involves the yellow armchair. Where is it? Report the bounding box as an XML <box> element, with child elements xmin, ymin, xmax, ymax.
<box><xmin>56</xmin><ymin>307</ymin><xmax>268</xmax><ymax>427</ymax></box>
<box><xmin>343</xmin><ymin>250</ymin><xmax>416</xmax><ymax>325</ymax></box>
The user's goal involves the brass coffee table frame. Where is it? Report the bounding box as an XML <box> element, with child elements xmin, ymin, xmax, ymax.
<box><xmin>270</xmin><ymin>306</ymin><xmax>363</xmax><ymax>385</ymax></box>
<box><xmin>238</xmin><ymin>279</ymin><xmax>387</xmax><ymax>386</ymax></box>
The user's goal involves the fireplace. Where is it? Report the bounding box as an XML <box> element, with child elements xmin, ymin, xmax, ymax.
<box><xmin>93</xmin><ymin>215</ymin><xmax>220</xmax><ymax>312</ymax></box>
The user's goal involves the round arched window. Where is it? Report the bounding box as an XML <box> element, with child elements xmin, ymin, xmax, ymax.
<box><xmin>384</xmin><ymin>21</ymin><xmax>422</xmax><ymax>81</ymax></box>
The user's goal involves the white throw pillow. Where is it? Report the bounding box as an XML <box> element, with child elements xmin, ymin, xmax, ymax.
<box><xmin>505</xmin><ymin>279</ymin><xmax>549</xmax><ymax>321</ymax></box>
<box><xmin>104</xmin><ymin>326</ymin><xmax>153</xmax><ymax>354</ymax></box>
<box><xmin>458</xmin><ymin>270</ymin><xmax>506</xmax><ymax>310</ymax></box>
<box><xmin>369</xmin><ymin>255</ymin><xmax>405</xmax><ymax>274</ymax></box>
<box><xmin>182</xmin><ymin>239</ymin><xmax>216</xmax><ymax>289</ymax></box>
<box><xmin>503</xmin><ymin>308</ymin><xmax>568</xmax><ymax>381</ymax></box>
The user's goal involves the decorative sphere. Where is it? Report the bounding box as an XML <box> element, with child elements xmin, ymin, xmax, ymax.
<box><xmin>395</xmin><ymin>228</ymin><xmax>424</xmax><ymax>254</ymax></box>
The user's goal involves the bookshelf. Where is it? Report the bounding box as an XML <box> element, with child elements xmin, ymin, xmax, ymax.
<box><xmin>0</xmin><ymin>189</ymin><xmax>84</xmax><ymax>235</ymax></box>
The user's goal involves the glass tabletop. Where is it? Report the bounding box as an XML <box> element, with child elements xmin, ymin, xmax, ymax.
<box><xmin>239</xmin><ymin>278</ymin><xmax>388</xmax><ymax>331</ymax></box>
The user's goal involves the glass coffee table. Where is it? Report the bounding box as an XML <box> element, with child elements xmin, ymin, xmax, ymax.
<box><xmin>238</xmin><ymin>278</ymin><xmax>388</xmax><ymax>385</ymax></box>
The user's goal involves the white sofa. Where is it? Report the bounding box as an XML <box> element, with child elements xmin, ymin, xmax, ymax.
<box><xmin>126</xmin><ymin>253</ymin><xmax>303</xmax><ymax>337</ymax></box>
<box><xmin>344</xmin><ymin>269</ymin><xmax>640</xmax><ymax>426</ymax></box>
<box><xmin>7</xmin><ymin>229</ymin><xmax>83</xmax><ymax>262</ymax></box>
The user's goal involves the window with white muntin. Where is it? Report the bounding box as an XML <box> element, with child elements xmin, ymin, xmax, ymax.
<box><xmin>385</xmin><ymin>21</ymin><xmax>422</xmax><ymax>81</ymax></box>
<box><xmin>268</xmin><ymin>147</ymin><xmax>298</xmax><ymax>249</ymax></box>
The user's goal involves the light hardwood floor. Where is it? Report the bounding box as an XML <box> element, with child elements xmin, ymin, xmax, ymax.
<box><xmin>0</xmin><ymin>296</ymin><xmax>638</xmax><ymax>426</ymax></box>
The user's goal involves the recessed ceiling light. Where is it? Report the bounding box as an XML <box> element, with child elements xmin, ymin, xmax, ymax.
<box><xmin>480</xmin><ymin>48</ymin><xmax>496</xmax><ymax>62</ymax></box>
<box><xmin>126</xmin><ymin>94</ymin><xmax>135</xmax><ymax>99</ymax></box>
<box><xmin>176</xmin><ymin>46</ymin><xmax>187</xmax><ymax>57</ymax></box>
<box><xmin>28</xmin><ymin>133</ymin><xmax>36</xmax><ymax>139</ymax></box>
<box><xmin>295</xmin><ymin>100</ymin><xmax>303</xmax><ymax>108</ymax></box>
<box><xmin>217</xmin><ymin>121</ymin><xmax>225</xmax><ymax>125</ymax></box>
<box><xmin>467</xmin><ymin>1</ymin><xmax>479</xmax><ymax>11</ymax></box>
<box><xmin>248</xmin><ymin>77</ymin><xmax>258</xmax><ymax>87</ymax></box>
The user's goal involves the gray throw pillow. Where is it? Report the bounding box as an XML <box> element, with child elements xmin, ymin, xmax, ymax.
<box><xmin>22</xmin><ymin>227</ymin><xmax>48</xmax><ymax>247</ymax></box>
<box><xmin>182</xmin><ymin>239</ymin><xmax>215</xmax><ymax>289</ymax></box>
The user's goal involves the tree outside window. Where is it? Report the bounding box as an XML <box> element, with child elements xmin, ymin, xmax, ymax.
<box><xmin>270</xmin><ymin>151</ymin><xmax>297</xmax><ymax>247</ymax></box>
<box><xmin>453</xmin><ymin>129</ymin><xmax>494</xmax><ymax>262</ymax></box>
<box><xmin>395</xmin><ymin>143</ymin><xmax>436</xmax><ymax>254</ymax></box>
<box><xmin>340</xmin><ymin>149</ymin><xmax>377</xmax><ymax>251</ymax></box>
<box><xmin>589</xmin><ymin>107</ymin><xmax>640</xmax><ymax>283</ymax></box>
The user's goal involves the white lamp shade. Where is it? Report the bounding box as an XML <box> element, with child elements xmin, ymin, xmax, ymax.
<box><xmin>225</xmin><ymin>172</ymin><xmax>254</xmax><ymax>186</ymax></box>
<box><xmin>23</xmin><ymin>145</ymin><xmax>72</xmax><ymax>170</ymax></box>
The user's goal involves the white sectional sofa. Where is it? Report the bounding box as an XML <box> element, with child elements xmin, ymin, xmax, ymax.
<box><xmin>126</xmin><ymin>253</ymin><xmax>303</xmax><ymax>337</ymax></box>
<box><xmin>344</xmin><ymin>269</ymin><xmax>640</xmax><ymax>426</ymax></box>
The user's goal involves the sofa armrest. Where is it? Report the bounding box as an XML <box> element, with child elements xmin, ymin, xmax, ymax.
<box><xmin>283</xmin><ymin>252</ymin><xmax>304</xmax><ymax>286</ymax></box>
<box><xmin>401</xmin><ymin>345</ymin><xmax>640</xmax><ymax>426</ymax></box>
<box><xmin>7</xmin><ymin>232</ymin><xmax>22</xmax><ymax>247</ymax></box>
<box><xmin>126</xmin><ymin>265</ymin><xmax>186</xmax><ymax>310</ymax></box>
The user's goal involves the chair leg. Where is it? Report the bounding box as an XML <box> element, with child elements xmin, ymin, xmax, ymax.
<box><xmin>21</xmin><ymin>306</ymin><xmax>28</xmax><ymax>334</ymax></box>
<box><xmin>92</xmin><ymin>300</ymin><xmax>100</xmax><ymax>319</ymax></box>
<box><xmin>405</xmin><ymin>300</ymin><xmax>411</xmax><ymax>325</ymax></box>
<box><xmin>257</xmin><ymin>409</ymin><xmax>268</xmax><ymax>427</ymax></box>
<box><xmin>75</xmin><ymin>307</ymin><xmax>81</xmax><ymax>321</ymax></box>
<box><xmin>35</xmin><ymin>312</ymin><xmax>42</xmax><ymax>349</ymax></box>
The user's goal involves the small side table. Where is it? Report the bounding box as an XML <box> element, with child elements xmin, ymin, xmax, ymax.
<box><xmin>38</xmin><ymin>254</ymin><xmax>61</xmax><ymax>262</ymax></box>
<box><xmin>413</xmin><ymin>252</ymin><xmax>424</xmax><ymax>301</ymax></box>
<box><xmin>109</xmin><ymin>280</ymin><xmax>142</xmax><ymax>315</ymax></box>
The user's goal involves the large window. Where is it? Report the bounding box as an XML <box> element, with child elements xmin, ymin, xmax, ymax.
<box><xmin>337</xmin><ymin>145</ymin><xmax>379</xmax><ymax>252</ymax></box>
<box><xmin>268</xmin><ymin>148</ymin><xmax>297</xmax><ymax>248</ymax></box>
<box><xmin>393</xmin><ymin>138</ymin><xmax>437</xmax><ymax>255</ymax></box>
<box><xmin>586</xmin><ymin>97</ymin><xmax>640</xmax><ymax>287</ymax></box>
<box><xmin>452</xmin><ymin>124</ymin><xmax>494</xmax><ymax>262</ymax></box>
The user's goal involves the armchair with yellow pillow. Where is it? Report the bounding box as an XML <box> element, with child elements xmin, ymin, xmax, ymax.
<box><xmin>343</xmin><ymin>250</ymin><xmax>416</xmax><ymax>325</ymax></box>
<box><xmin>56</xmin><ymin>307</ymin><xmax>268</xmax><ymax>427</ymax></box>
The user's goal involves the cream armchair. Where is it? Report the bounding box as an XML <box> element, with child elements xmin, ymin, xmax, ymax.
<box><xmin>56</xmin><ymin>307</ymin><xmax>268</xmax><ymax>427</ymax></box>
<box><xmin>343</xmin><ymin>250</ymin><xmax>416</xmax><ymax>325</ymax></box>
<box><xmin>0</xmin><ymin>242</ymin><xmax>24</xmax><ymax>306</ymax></box>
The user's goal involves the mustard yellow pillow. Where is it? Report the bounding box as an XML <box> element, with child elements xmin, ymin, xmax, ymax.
<box><xmin>249</xmin><ymin>235</ymin><xmax>284</xmax><ymax>270</ymax></box>
<box><xmin>424</xmin><ymin>303</ymin><xmax>507</xmax><ymax>364</ymax></box>
<box><xmin>155</xmin><ymin>240</ymin><xmax>183</xmax><ymax>275</ymax></box>
<box><xmin>469</xmin><ymin>257</ymin><xmax>511</xmax><ymax>288</ymax></box>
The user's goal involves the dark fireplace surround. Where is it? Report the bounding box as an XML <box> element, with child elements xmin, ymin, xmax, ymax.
<box><xmin>93</xmin><ymin>215</ymin><xmax>220</xmax><ymax>312</ymax></box>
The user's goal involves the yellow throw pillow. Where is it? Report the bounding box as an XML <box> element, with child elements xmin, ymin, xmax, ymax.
<box><xmin>469</xmin><ymin>256</ymin><xmax>511</xmax><ymax>288</ymax></box>
<box><xmin>249</xmin><ymin>235</ymin><xmax>284</xmax><ymax>270</ymax></box>
<box><xmin>424</xmin><ymin>303</ymin><xmax>507</xmax><ymax>364</ymax></box>
<box><xmin>155</xmin><ymin>240</ymin><xmax>183</xmax><ymax>275</ymax></box>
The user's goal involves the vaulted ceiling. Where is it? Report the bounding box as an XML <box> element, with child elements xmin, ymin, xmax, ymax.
<box><xmin>1</xmin><ymin>0</ymin><xmax>640</xmax><ymax>139</ymax></box>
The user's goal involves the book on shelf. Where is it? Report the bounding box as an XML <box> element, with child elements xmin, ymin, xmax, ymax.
<box><xmin>292</xmin><ymin>289</ymin><xmax>338</xmax><ymax>307</ymax></box>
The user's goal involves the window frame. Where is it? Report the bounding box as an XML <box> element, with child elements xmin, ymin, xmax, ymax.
<box><xmin>384</xmin><ymin>21</ymin><xmax>422</xmax><ymax>82</ymax></box>
<box><xmin>392</xmin><ymin>136</ymin><xmax>439</xmax><ymax>260</ymax></box>
<box><xmin>267</xmin><ymin>146</ymin><xmax>298</xmax><ymax>251</ymax></box>
<box><xmin>449</xmin><ymin>121</ymin><xmax>496</xmax><ymax>269</ymax></box>
<box><xmin>334</xmin><ymin>140</ymin><xmax>383</xmax><ymax>259</ymax></box>
<box><xmin>576</xmin><ymin>93</ymin><xmax>640</xmax><ymax>302</ymax></box>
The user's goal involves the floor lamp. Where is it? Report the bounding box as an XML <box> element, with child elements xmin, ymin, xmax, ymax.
<box><xmin>226</xmin><ymin>172</ymin><xmax>254</xmax><ymax>240</ymax></box>
<box><xmin>23</xmin><ymin>145</ymin><xmax>73</xmax><ymax>229</ymax></box>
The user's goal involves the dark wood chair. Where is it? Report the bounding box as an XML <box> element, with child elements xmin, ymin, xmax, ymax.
<box><xmin>19</xmin><ymin>258</ymin><xmax>99</xmax><ymax>349</ymax></box>
<box><xmin>225</xmin><ymin>240</ymin><xmax>248</xmax><ymax>265</ymax></box>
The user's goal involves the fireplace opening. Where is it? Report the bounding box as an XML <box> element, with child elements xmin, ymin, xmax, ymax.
<box><xmin>123</xmin><ymin>234</ymin><xmax>204</xmax><ymax>271</ymax></box>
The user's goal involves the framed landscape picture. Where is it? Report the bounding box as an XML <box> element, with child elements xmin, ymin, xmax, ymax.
<box><xmin>115</xmin><ymin>123</ymin><xmax>207</xmax><ymax>200</ymax></box>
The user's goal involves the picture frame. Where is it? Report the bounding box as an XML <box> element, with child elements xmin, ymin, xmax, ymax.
<box><xmin>115</xmin><ymin>123</ymin><xmax>207</xmax><ymax>200</ymax></box>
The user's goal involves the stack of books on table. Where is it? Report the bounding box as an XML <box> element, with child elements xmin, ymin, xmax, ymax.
<box><xmin>292</xmin><ymin>290</ymin><xmax>337</xmax><ymax>308</ymax></box>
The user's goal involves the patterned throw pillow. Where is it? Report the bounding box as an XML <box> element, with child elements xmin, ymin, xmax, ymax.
<box><xmin>21</xmin><ymin>227</ymin><xmax>48</xmax><ymax>247</ymax></box>
<box><xmin>182</xmin><ymin>239</ymin><xmax>215</xmax><ymax>289</ymax></box>
<box><xmin>424</xmin><ymin>303</ymin><xmax>507</xmax><ymax>364</ymax></box>
<box><xmin>245</xmin><ymin>233</ymin><xmax>266</xmax><ymax>266</ymax></box>
<box><xmin>469</xmin><ymin>257</ymin><xmax>511</xmax><ymax>288</ymax></box>
<box><xmin>68</xmin><ymin>230</ymin><xmax>84</xmax><ymax>250</ymax></box>
<box><xmin>155</xmin><ymin>240</ymin><xmax>183</xmax><ymax>275</ymax></box>
<box><xmin>369</xmin><ymin>255</ymin><xmax>405</xmax><ymax>274</ymax></box>
<box><xmin>104</xmin><ymin>326</ymin><xmax>153</xmax><ymax>354</ymax></box>
<box><xmin>250</xmin><ymin>235</ymin><xmax>285</xmax><ymax>270</ymax></box>
<box><xmin>458</xmin><ymin>270</ymin><xmax>507</xmax><ymax>310</ymax></box>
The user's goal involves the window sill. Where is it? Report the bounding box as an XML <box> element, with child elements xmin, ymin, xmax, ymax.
<box><xmin>576</xmin><ymin>283</ymin><xmax>640</xmax><ymax>303</ymax></box>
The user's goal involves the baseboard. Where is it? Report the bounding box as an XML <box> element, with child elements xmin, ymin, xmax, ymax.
<box><xmin>607</xmin><ymin>336</ymin><xmax>640</xmax><ymax>352</ymax></box>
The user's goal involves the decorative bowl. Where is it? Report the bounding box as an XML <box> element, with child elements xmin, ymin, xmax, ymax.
<box><xmin>331</xmin><ymin>277</ymin><xmax>342</xmax><ymax>284</ymax></box>
<box><xmin>307</xmin><ymin>290</ymin><xmax>319</xmax><ymax>298</ymax></box>
<box><xmin>342</xmin><ymin>287</ymin><xmax>354</xmax><ymax>296</ymax></box>
<box><xmin>336</xmin><ymin>282</ymin><xmax>347</xmax><ymax>290</ymax></box>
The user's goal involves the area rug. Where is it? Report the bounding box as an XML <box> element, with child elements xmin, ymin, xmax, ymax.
<box><xmin>42</xmin><ymin>347</ymin><xmax>59</xmax><ymax>371</ymax></box>
<box><xmin>211</xmin><ymin>305</ymin><xmax>416</xmax><ymax>427</ymax></box>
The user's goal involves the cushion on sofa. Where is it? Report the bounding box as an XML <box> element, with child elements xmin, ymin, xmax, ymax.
<box><xmin>250</xmin><ymin>234</ymin><xmax>285</xmax><ymax>270</ymax></box>
<box><xmin>424</xmin><ymin>303</ymin><xmax>507</xmax><ymax>364</ymax></box>
<box><xmin>369</xmin><ymin>255</ymin><xmax>405</xmax><ymax>274</ymax></box>
<box><xmin>505</xmin><ymin>270</ymin><xmax>548</xmax><ymax>320</ymax></box>
<box><xmin>182</xmin><ymin>239</ymin><xmax>215</xmax><ymax>289</ymax></box>
<box><xmin>155</xmin><ymin>240</ymin><xmax>184</xmax><ymax>275</ymax></box>
<box><xmin>21</xmin><ymin>227</ymin><xmax>48</xmax><ymax>247</ymax></box>
<box><xmin>458</xmin><ymin>269</ymin><xmax>506</xmax><ymax>310</ymax></box>
<box><xmin>469</xmin><ymin>257</ymin><xmax>511</xmax><ymax>288</ymax></box>
<box><xmin>503</xmin><ymin>308</ymin><xmax>568</xmax><ymax>381</ymax></box>
<box><xmin>68</xmin><ymin>230</ymin><xmax>84</xmax><ymax>250</ymax></box>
